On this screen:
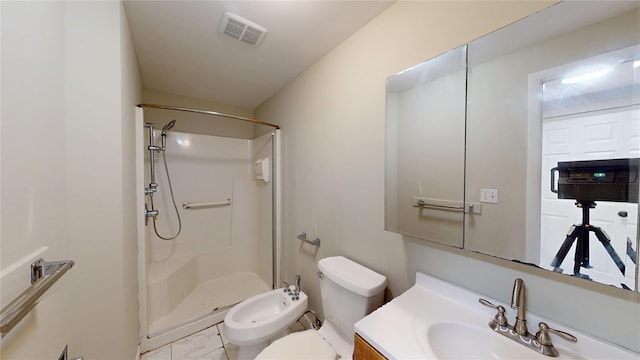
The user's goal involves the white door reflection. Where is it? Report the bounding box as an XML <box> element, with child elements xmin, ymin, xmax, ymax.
<box><xmin>538</xmin><ymin>47</ymin><xmax>639</xmax><ymax>289</ymax></box>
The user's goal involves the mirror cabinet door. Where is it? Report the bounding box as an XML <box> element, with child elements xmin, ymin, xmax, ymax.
<box><xmin>385</xmin><ymin>45</ymin><xmax>467</xmax><ymax>248</ymax></box>
<box><xmin>385</xmin><ymin>2</ymin><xmax>640</xmax><ymax>291</ymax></box>
<box><xmin>464</xmin><ymin>3</ymin><xmax>639</xmax><ymax>290</ymax></box>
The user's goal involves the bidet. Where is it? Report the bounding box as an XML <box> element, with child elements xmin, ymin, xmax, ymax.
<box><xmin>223</xmin><ymin>288</ymin><xmax>308</xmax><ymax>360</ymax></box>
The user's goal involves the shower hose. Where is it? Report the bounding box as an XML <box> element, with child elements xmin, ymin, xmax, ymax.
<box><xmin>152</xmin><ymin>149</ymin><xmax>182</xmax><ymax>240</ymax></box>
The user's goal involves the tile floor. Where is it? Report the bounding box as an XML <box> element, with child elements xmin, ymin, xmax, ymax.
<box><xmin>141</xmin><ymin>323</ymin><xmax>238</xmax><ymax>360</ymax></box>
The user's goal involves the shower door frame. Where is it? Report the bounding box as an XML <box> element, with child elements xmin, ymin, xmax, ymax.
<box><xmin>135</xmin><ymin>105</ymin><xmax>281</xmax><ymax>353</ymax></box>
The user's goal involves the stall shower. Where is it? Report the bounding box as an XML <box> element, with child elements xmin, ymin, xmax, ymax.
<box><xmin>136</xmin><ymin>105</ymin><xmax>280</xmax><ymax>352</ymax></box>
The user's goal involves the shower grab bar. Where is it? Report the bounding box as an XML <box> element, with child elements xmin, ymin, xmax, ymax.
<box><xmin>137</xmin><ymin>104</ymin><xmax>280</xmax><ymax>129</ymax></box>
<box><xmin>182</xmin><ymin>199</ymin><xmax>231</xmax><ymax>210</ymax></box>
<box><xmin>1</xmin><ymin>258</ymin><xmax>74</xmax><ymax>337</ymax></box>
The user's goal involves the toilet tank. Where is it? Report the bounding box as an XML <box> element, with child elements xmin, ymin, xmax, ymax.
<box><xmin>317</xmin><ymin>256</ymin><xmax>386</xmax><ymax>340</ymax></box>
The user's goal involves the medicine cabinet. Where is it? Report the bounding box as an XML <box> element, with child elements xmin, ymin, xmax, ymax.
<box><xmin>385</xmin><ymin>1</ymin><xmax>640</xmax><ymax>291</ymax></box>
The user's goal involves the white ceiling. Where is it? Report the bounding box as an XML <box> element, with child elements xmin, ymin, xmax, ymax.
<box><xmin>123</xmin><ymin>0</ymin><xmax>394</xmax><ymax>109</ymax></box>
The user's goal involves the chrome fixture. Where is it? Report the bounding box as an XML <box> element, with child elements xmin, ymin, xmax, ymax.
<box><xmin>413</xmin><ymin>197</ymin><xmax>465</xmax><ymax>212</ymax></box>
<box><xmin>161</xmin><ymin>119</ymin><xmax>176</xmax><ymax>151</ymax></box>
<box><xmin>182</xmin><ymin>199</ymin><xmax>231</xmax><ymax>210</ymax></box>
<box><xmin>478</xmin><ymin>298</ymin><xmax>507</xmax><ymax>329</ymax></box>
<box><xmin>59</xmin><ymin>345</ymin><xmax>83</xmax><ymax>360</ymax></box>
<box><xmin>511</xmin><ymin>278</ymin><xmax>528</xmax><ymax>335</ymax></box>
<box><xmin>536</xmin><ymin>322</ymin><xmax>580</xmax><ymax>357</ymax></box>
<box><xmin>143</xmin><ymin>120</ymin><xmax>182</xmax><ymax>240</ymax></box>
<box><xmin>137</xmin><ymin>104</ymin><xmax>280</xmax><ymax>129</ymax></box>
<box><xmin>479</xmin><ymin>278</ymin><xmax>577</xmax><ymax>357</ymax></box>
<box><xmin>30</xmin><ymin>258</ymin><xmax>73</xmax><ymax>285</ymax></box>
<box><xmin>296</xmin><ymin>310</ymin><xmax>322</xmax><ymax>330</ymax></box>
<box><xmin>144</xmin><ymin>122</ymin><xmax>159</xmax><ymax>195</ymax></box>
<box><xmin>1</xmin><ymin>259</ymin><xmax>74</xmax><ymax>337</ymax></box>
<box><xmin>297</xmin><ymin>232</ymin><xmax>320</xmax><ymax>246</ymax></box>
<box><xmin>144</xmin><ymin>203</ymin><xmax>158</xmax><ymax>226</ymax></box>
<box><xmin>294</xmin><ymin>274</ymin><xmax>301</xmax><ymax>294</ymax></box>
<box><xmin>283</xmin><ymin>275</ymin><xmax>301</xmax><ymax>301</ymax></box>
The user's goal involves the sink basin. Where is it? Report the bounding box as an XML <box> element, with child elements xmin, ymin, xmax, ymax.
<box><xmin>426</xmin><ymin>322</ymin><xmax>543</xmax><ymax>359</ymax></box>
<box><xmin>418</xmin><ymin>321</ymin><xmax>589</xmax><ymax>360</ymax></box>
<box><xmin>355</xmin><ymin>272</ymin><xmax>638</xmax><ymax>359</ymax></box>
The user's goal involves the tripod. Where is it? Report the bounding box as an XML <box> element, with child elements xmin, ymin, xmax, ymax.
<box><xmin>550</xmin><ymin>201</ymin><xmax>626</xmax><ymax>279</ymax></box>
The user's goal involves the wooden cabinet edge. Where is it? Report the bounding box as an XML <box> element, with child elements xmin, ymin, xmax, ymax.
<box><xmin>354</xmin><ymin>333</ymin><xmax>388</xmax><ymax>360</ymax></box>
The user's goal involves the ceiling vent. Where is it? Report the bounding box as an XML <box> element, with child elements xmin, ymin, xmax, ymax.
<box><xmin>218</xmin><ymin>12</ymin><xmax>267</xmax><ymax>46</ymax></box>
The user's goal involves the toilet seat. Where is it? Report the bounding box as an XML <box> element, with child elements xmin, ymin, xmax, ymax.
<box><xmin>255</xmin><ymin>329</ymin><xmax>338</xmax><ymax>360</ymax></box>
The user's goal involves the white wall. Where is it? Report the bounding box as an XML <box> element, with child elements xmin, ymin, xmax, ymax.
<box><xmin>256</xmin><ymin>0</ymin><xmax>640</xmax><ymax>353</ymax></box>
<box><xmin>1</xmin><ymin>1</ymin><xmax>142</xmax><ymax>358</ymax></box>
<box><xmin>147</xmin><ymin>133</ymin><xmax>251</xmax><ymax>260</ymax></box>
<box><xmin>121</xmin><ymin>2</ymin><xmax>143</xmax><ymax>356</ymax></box>
<box><xmin>1</xmin><ymin>3</ymin><xmax>71</xmax><ymax>358</ymax></box>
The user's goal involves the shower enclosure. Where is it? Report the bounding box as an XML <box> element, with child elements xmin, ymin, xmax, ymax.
<box><xmin>136</xmin><ymin>104</ymin><xmax>280</xmax><ymax>352</ymax></box>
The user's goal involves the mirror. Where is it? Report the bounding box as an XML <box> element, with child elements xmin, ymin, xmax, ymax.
<box><xmin>385</xmin><ymin>45</ymin><xmax>467</xmax><ymax>248</ymax></box>
<box><xmin>386</xmin><ymin>1</ymin><xmax>640</xmax><ymax>291</ymax></box>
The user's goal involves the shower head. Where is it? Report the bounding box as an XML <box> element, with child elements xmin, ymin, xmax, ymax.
<box><xmin>161</xmin><ymin>120</ymin><xmax>176</xmax><ymax>151</ymax></box>
<box><xmin>162</xmin><ymin>120</ymin><xmax>176</xmax><ymax>135</ymax></box>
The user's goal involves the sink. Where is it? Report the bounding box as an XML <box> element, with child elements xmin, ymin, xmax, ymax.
<box><xmin>355</xmin><ymin>271</ymin><xmax>639</xmax><ymax>359</ymax></box>
<box><xmin>425</xmin><ymin>322</ymin><xmax>549</xmax><ymax>359</ymax></box>
<box><xmin>424</xmin><ymin>322</ymin><xmax>591</xmax><ymax>360</ymax></box>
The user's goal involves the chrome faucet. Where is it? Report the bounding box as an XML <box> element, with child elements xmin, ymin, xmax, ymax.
<box><xmin>479</xmin><ymin>278</ymin><xmax>577</xmax><ymax>357</ymax></box>
<box><xmin>294</xmin><ymin>275</ymin><xmax>301</xmax><ymax>294</ymax></box>
<box><xmin>282</xmin><ymin>275</ymin><xmax>301</xmax><ymax>301</ymax></box>
<box><xmin>511</xmin><ymin>278</ymin><xmax>528</xmax><ymax>335</ymax></box>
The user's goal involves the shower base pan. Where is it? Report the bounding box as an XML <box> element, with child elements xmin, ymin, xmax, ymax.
<box><xmin>143</xmin><ymin>271</ymin><xmax>270</xmax><ymax>352</ymax></box>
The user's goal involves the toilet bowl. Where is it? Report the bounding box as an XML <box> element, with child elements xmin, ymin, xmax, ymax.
<box><xmin>223</xmin><ymin>287</ymin><xmax>308</xmax><ymax>360</ymax></box>
<box><xmin>256</xmin><ymin>256</ymin><xmax>387</xmax><ymax>360</ymax></box>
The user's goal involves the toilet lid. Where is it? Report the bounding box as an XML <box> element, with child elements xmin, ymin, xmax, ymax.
<box><xmin>255</xmin><ymin>329</ymin><xmax>338</xmax><ymax>360</ymax></box>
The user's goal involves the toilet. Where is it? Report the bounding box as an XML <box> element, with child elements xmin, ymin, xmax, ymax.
<box><xmin>256</xmin><ymin>256</ymin><xmax>387</xmax><ymax>360</ymax></box>
<box><xmin>223</xmin><ymin>287</ymin><xmax>308</xmax><ymax>360</ymax></box>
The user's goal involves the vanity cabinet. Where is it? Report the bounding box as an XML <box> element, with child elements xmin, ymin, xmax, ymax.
<box><xmin>354</xmin><ymin>333</ymin><xmax>387</xmax><ymax>360</ymax></box>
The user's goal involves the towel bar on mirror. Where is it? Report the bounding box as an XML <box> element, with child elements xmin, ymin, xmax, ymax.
<box><xmin>413</xmin><ymin>197</ymin><xmax>482</xmax><ymax>214</ymax></box>
<box><xmin>1</xmin><ymin>258</ymin><xmax>74</xmax><ymax>337</ymax></box>
<box><xmin>413</xmin><ymin>197</ymin><xmax>465</xmax><ymax>211</ymax></box>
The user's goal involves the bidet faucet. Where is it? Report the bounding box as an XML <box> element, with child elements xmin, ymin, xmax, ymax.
<box><xmin>282</xmin><ymin>275</ymin><xmax>301</xmax><ymax>300</ymax></box>
<box><xmin>511</xmin><ymin>278</ymin><xmax>528</xmax><ymax>335</ymax></box>
<box><xmin>294</xmin><ymin>275</ymin><xmax>301</xmax><ymax>294</ymax></box>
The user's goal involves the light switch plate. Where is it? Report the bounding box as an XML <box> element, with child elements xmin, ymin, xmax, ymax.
<box><xmin>480</xmin><ymin>189</ymin><xmax>499</xmax><ymax>203</ymax></box>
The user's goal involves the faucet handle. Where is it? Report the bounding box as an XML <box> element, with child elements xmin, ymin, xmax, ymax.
<box><xmin>282</xmin><ymin>281</ymin><xmax>292</xmax><ymax>293</ymax></box>
<box><xmin>536</xmin><ymin>322</ymin><xmax>577</xmax><ymax>345</ymax></box>
<box><xmin>535</xmin><ymin>322</ymin><xmax>577</xmax><ymax>357</ymax></box>
<box><xmin>478</xmin><ymin>298</ymin><xmax>508</xmax><ymax>327</ymax></box>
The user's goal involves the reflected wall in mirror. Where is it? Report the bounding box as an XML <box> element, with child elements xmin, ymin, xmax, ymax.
<box><xmin>385</xmin><ymin>45</ymin><xmax>466</xmax><ymax>248</ymax></box>
<box><xmin>385</xmin><ymin>1</ymin><xmax>640</xmax><ymax>292</ymax></box>
<box><xmin>465</xmin><ymin>1</ymin><xmax>639</xmax><ymax>291</ymax></box>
